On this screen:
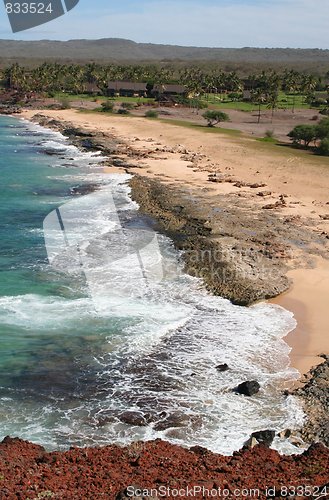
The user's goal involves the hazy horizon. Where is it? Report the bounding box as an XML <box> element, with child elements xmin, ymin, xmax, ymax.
<box><xmin>0</xmin><ymin>37</ymin><xmax>328</xmax><ymax>51</ymax></box>
<box><xmin>0</xmin><ymin>0</ymin><xmax>327</xmax><ymax>49</ymax></box>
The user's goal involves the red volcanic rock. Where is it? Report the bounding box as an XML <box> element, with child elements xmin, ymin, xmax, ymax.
<box><xmin>0</xmin><ymin>437</ymin><xmax>328</xmax><ymax>499</ymax></box>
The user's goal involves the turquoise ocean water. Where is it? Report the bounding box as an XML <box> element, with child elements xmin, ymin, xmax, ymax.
<box><xmin>0</xmin><ymin>115</ymin><xmax>305</xmax><ymax>454</ymax></box>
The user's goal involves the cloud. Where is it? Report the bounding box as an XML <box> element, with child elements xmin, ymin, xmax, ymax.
<box><xmin>0</xmin><ymin>0</ymin><xmax>328</xmax><ymax>48</ymax></box>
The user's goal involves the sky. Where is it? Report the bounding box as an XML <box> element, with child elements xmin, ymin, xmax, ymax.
<box><xmin>0</xmin><ymin>0</ymin><xmax>328</xmax><ymax>48</ymax></box>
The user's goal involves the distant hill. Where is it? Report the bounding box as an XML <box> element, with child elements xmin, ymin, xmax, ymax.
<box><xmin>1</xmin><ymin>38</ymin><xmax>329</xmax><ymax>72</ymax></box>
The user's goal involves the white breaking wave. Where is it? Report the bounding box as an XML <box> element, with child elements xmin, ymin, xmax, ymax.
<box><xmin>0</xmin><ymin>279</ymin><xmax>304</xmax><ymax>455</ymax></box>
<box><xmin>20</xmin><ymin>118</ymin><xmax>107</xmax><ymax>165</ymax></box>
<box><xmin>0</xmin><ymin>120</ymin><xmax>305</xmax><ymax>455</ymax></box>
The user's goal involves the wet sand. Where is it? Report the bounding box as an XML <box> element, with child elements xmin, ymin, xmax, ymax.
<box><xmin>272</xmin><ymin>257</ymin><xmax>329</xmax><ymax>374</ymax></box>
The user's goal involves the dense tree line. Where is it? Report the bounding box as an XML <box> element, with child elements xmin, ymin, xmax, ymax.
<box><xmin>1</xmin><ymin>63</ymin><xmax>328</xmax><ymax>105</ymax></box>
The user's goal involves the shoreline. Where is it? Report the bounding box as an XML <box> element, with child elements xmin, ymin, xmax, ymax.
<box><xmin>17</xmin><ymin>109</ymin><xmax>329</xmax><ymax>448</ymax></box>
<box><xmin>20</xmin><ymin>109</ymin><xmax>329</xmax><ymax>375</ymax></box>
<box><xmin>21</xmin><ymin>110</ymin><xmax>329</xmax><ymax>374</ymax></box>
<box><xmin>271</xmin><ymin>256</ymin><xmax>329</xmax><ymax>375</ymax></box>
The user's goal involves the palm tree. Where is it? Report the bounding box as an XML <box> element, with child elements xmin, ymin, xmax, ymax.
<box><xmin>225</xmin><ymin>71</ymin><xmax>243</xmax><ymax>93</ymax></box>
<box><xmin>251</xmin><ymin>88</ymin><xmax>267</xmax><ymax>123</ymax></box>
<box><xmin>301</xmin><ymin>74</ymin><xmax>318</xmax><ymax>105</ymax></box>
<box><xmin>179</xmin><ymin>67</ymin><xmax>205</xmax><ymax>98</ymax></box>
<box><xmin>267</xmin><ymin>91</ymin><xmax>279</xmax><ymax>122</ymax></box>
<box><xmin>283</xmin><ymin>70</ymin><xmax>302</xmax><ymax>113</ymax></box>
<box><xmin>4</xmin><ymin>63</ymin><xmax>27</xmax><ymax>91</ymax></box>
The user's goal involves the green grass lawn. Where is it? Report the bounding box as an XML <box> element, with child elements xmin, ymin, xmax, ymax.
<box><xmin>54</xmin><ymin>92</ymin><xmax>98</xmax><ymax>101</ymax></box>
<box><xmin>202</xmin><ymin>91</ymin><xmax>323</xmax><ymax>112</ymax></box>
<box><xmin>204</xmin><ymin>99</ymin><xmax>260</xmax><ymax>111</ymax></box>
<box><xmin>256</xmin><ymin>136</ymin><xmax>278</xmax><ymax>143</ymax></box>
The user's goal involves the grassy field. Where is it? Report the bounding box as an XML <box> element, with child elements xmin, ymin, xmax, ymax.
<box><xmin>54</xmin><ymin>91</ymin><xmax>328</xmax><ymax>114</ymax></box>
<box><xmin>202</xmin><ymin>91</ymin><xmax>321</xmax><ymax>112</ymax></box>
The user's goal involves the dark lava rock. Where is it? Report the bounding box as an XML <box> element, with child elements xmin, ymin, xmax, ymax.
<box><xmin>70</xmin><ymin>184</ymin><xmax>98</xmax><ymax>196</ymax></box>
<box><xmin>63</xmin><ymin>127</ymin><xmax>94</xmax><ymax>137</ymax></box>
<box><xmin>129</xmin><ymin>175</ymin><xmax>292</xmax><ymax>306</ymax></box>
<box><xmin>81</xmin><ymin>138</ymin><xmax>98</xmax><ymax>149</ymax></box>
<box><xmin>257</xmin><ymin>191</ymin><xmax>272</xmax><ymax>197</ymax></box>
<box><xmin>119</xmin><ymin>411</ymin><xmax>148</xmax><ymax>427</ymax></box>
<box><xmin>234</xmin><ymin>380</ymin><xmax>261</xmax><ymax>396</ymax></box>
<box><xmin>112</xmin><ymin>158</ymin><xmax>129</xmax><ymax>167</ymax></box>
<box><xmin>190</xmin><ymin>445</ymin><xmax>209</xmax><ymax>455</ymax></box>
<box><xmin>293</xmin><ymin>355</ymin><xmax>329</xmax><ymax>447</ymax></box>
<box><xmin>216</xmin><ymin>363</ymin><xmax>230</xmax><ymax>372</ymax></box>
<box><xmin>43</xmin><ymin>148</ymin><xmax>60</xmax><ymax>156</ymax></box>
<box><xmin>153</xmin><ymin>412</ymin><xmax>190</xmax><ymax>431</ymax></box>
<box><xmin>0</xmin><ymin>105</ymin><xmax>22</xmax><ymax>114</ymax></box>
<box><xmin>244</xmin><ymin>430</ymin><xmax>276</xmax><ymax>448</ymax></box>
<box><xmin>248</xmin><ymin>183</ymin><xmax>267</xmax><ymax>188</ymax></box>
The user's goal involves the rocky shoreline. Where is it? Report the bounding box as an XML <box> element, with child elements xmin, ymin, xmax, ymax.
<box><xmin>5</xmin><ymin>112</ymin><xmax>326</xmax><ymax>495</ymax></box>
<box><xmin>30</xmin><ymin>114</ymin><xmax>329</xmax><ymax>306</ymax></box>
<box><xmin>293</xmin><ymin>355</ymin><xmax>329</xmax><ymax>447</ymax></box>
<box><xmin>130</xmin><ymin>174</ymin><xmax>291</xmax><ymax>305</ymax></box>
<box><xmin>28</xmin><ymin>113</ymin><xmax>329</xmax><ymax>443</ymax></box>
<box><xmin>0</xmin><ymin>105</ymin><xmax>22</xmax><ymax>115</ymax></box>
<box><xmin>128</xmin><ymin>173</ymin><xmax>329</xmax><ymax>450</ymax></box>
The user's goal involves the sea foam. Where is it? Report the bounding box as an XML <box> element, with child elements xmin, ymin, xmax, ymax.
<box><xmin>0</xmin><ymin>118</ymin><xmax>305</xmax><ymax>455</ymax></box>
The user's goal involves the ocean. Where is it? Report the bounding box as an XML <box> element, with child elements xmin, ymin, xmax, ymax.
<box><xmin>0</xmin><ymin>115</ymin><xmax>305</xmax><ymax>455</ymax></box>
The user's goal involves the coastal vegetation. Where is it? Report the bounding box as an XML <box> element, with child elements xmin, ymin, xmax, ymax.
<box><xmin>202</xmin><ymin>110</ymin><xmax>229</xmax><ymax>127</ymax></box>
<box><xmin>1</xmin><ymin>61</ymin><xmax>329</xmax><ymax>156</ymax></box>
<box><xmin>100</xmin><ymin>100</ymin><xmax>114</xmax><ymax>112</ymax></box>
<box><xmin>1</xmin><ymin>62</ymin><xmax>328</xmax><ymax>116</ymax></box>
<box><xmin>145</xmin><ymin>110</ymin><xmax>158</xmax><ymax>118</ymax></box>
<box><xmin>288</xmin><ymin>117</ymin><xmax>329</xmax><ymax>155</ymax></box>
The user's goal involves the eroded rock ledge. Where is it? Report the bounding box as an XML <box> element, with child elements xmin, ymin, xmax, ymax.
<box><xmin>129</xmin><ymin>175</ymin><xmax>325</xmax><ymax>305</ymax></box>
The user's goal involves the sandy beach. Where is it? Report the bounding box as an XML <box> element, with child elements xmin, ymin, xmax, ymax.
<box><xmin>22</xmin><ymin>109</ymin><xmax>329</xmax><ymax>375</ymax></box>
<box><xmin>273</xmin><ymin>256</ymin><xmax>329</xmax><ymax>374</ymax></box>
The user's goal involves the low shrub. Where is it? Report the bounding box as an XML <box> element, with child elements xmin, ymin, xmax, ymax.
<box><xmin>316</xmin><ymin>117</ymin><xmax>329</xmax><ymax>139</ymax></box>
<box><xmin>58</xmin><ymin>97</ymin><xmax>71</xmax><ymax>109</ymax></box>
<box><xmin>121</xmin><ymin>102</ymin><xmax>135</xmax><ymax>110</ymax></box>
<box><xmin>311</xmin><ymin>98</ymin><xmax>328</xmax><ymax>107</ymax></box>
<box><xmin>318</xmin><ymin>137</ymin><xmax>329</xmax><ymax>156</ymax></box>
<box><xmin>145</xmin><ymin>110</ymin><xmax>158</xmax><ymax>118</ymax></box>
<box><xmin>101</xmin><ymin>101</ymin><xmax>114</xmax><ymax>112</ymax></box>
